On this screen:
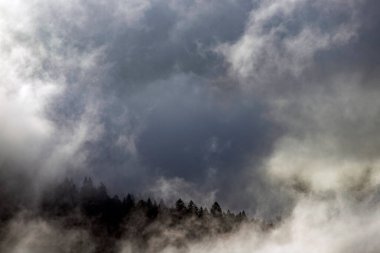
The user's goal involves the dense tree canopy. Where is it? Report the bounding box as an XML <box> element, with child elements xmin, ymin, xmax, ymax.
<box><xmin>0</xmin><ymin>178</ymin><xmax>275</xmax><ymax>253</ymax></box>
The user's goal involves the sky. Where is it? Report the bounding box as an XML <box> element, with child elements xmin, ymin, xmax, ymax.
<box><xmin>1</xmin><ymin>0</ymin><xmax>380</xmax><ymax>218</ymax></box>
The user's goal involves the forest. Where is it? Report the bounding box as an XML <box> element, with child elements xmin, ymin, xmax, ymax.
<box><xmin>0</xmin><ymin>177</ymin><xmax>274</xmax><ymax>253</ymax></box>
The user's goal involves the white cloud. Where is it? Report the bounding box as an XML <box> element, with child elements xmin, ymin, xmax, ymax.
<box><xmin>149</xmin><ymin>177</ymin><xmax>217</xmax><ymax>207</ymax></box>
<box><xmin>1</xmin><ymin>214</ymin><xmax>94</xmax><ymax>253</ymax></box>
<box><xmin>218</xmin><ymin>0</ymin><xmax>360</xmax><ymax>87</ymax></box>
<box><xmin>0</xmin><ymin>0</ymin><xmax>106</xmax><ymax>182</ymax></box>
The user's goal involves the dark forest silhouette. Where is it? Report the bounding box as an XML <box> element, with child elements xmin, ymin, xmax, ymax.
<box><xmin>0</xmin><ymin>177</ymin><xmax>262</xmax><ymax>253</ymax></box>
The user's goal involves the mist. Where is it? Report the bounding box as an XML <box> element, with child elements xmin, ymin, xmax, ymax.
<box><xmin>1</xmin><ymin>0</ymin><xmax>380</xmax><ymax>252</ymax></box>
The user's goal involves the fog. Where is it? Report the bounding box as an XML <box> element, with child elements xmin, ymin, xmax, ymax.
<box><xmin>1</xmin><ymin>0</ymin><xmax>380</xmax><ymax>252</ymax></box>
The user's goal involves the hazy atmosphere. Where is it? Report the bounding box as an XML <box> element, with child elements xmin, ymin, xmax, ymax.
<box><xmin>1</xmin><ymin>0</ymin><xmax>380</xmax><ymax>252</ymax></box>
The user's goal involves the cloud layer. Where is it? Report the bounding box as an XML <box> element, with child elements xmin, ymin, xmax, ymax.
<box><xmin>1</xmin><ymin>0</ymin><xmax>380</xmax><ymax>219</ymax></box>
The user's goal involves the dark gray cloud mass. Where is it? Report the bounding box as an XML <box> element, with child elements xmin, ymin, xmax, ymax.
<box><xmin>1</xmin><ymin>0</ymin><xmax>380</xmax><ymax>222</ymax></box>
<box><xmin>6</xmin><ymin>0</ymin><xmax>380</xmax><ymax>252</ymax></box>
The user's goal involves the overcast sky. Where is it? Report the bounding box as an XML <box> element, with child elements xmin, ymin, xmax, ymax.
<box><xmin>1</xmin><ymin>0</ymin><xmax>380</xmax><ymax>216</ymax></box>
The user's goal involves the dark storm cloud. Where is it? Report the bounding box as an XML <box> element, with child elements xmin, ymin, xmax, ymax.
<box><xmin>3</xmin><ymin>0</ymin><xmax>380</xmax><ymax>216</ymax></box>
<box><xmin>82</xmin><ymin>74</ymin><xmax>282</xmax><ymax>212</ymax></box>
<box><xmin>314</xmin><ymin>0</ymin><xmax>380</xmax><ymax>80</ymax></box>
<box><xmin>217</xmin><ymin>0</ymin><xmax>380</xmax><ymax>195</ymax></box>
<box><xmin>136</xmin><ymin>86</ymin><xmax>271</xmax><ymax>181</ymax></box>
<box><xmin>103</xmin><ymin>0</ymin><xmax>252</xmax><ymax>87</ymax></box>
<box><xmin>134</xmin><ymin>81</ymin><xmax>281</xmax><ymax>208</ymax></box>
<box><xmin>34</xmin><ymin>0</ymin><xmax>253</xmax><ymax>90</ymax></box>
<box><xmin>22</xmin><ymin>0</ymin><xmax>278</xmax><ymax>211</ymax></box>
<box><xmin>5</xmin><ymin>1</ymin><xmax>380</xmax><ymax>252</ymax></box>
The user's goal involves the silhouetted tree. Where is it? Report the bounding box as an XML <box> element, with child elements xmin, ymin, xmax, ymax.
<box><xmin>40</xmin><ymin>178</ymin><xmax>78</xmax><ymax>216</ymax></box>
<box><xmin>35</xmin><ymin>178</ymin><xmax>254</xmax><ymax>252</ymax></box>
<box><xmin>236</xmin><ymin>211</ymin><xmax>247</xmax><ymax>222</ymax></box>
<box><xmin>187</xmin><ymin>200</ymin><xmax>198</xmax><ymax>215</ymax></box>
<box><xmin>97</xmin><ymin>183</ymin><xmax>109</xmax><ymax>201</ymax></box>
<box><xmin>211</xmin><ymin>202</ymin><xmax>222</xmax><ymax>217</ymax></box>
<box><xmin>122</xmin><ymin>194</ymin><xmax>135</xmax><ymax>215</ymax></box>
<box><xmin>80</xmin><ymin>177</ymin><xmax>102</xmax><ymax>216</ymax></box>
<box><xmin>197</xmin><ymin>207</ymin><xmax>204</xmax><ymax>218</ymax></box>
<box><xmin>146</xmin><ymin>198</ymin><xmax>159</xmax><ymax>219</ymax></box>
<box><xmin>175</xmin><ymin>198</ymin><xmax>186</xmax><ymax>213</ymax></box>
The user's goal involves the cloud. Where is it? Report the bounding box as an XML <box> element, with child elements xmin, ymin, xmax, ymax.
<box><xmin>0</xmin><ymin>0</ymin><xmax>276</xmax><ymax>213</ymax></box>
<box><xmin>211</xmin><ymin>0</ymin><xmax>380</xmax><ymax>197</ymax></box>
<box><xmin>3</xmin><ymin>0</ymin><xmax>380</xmax><ymax>252</ymax></box>
<box><xmin>264</xmin><ymin>74</ymin><xmax>380</xmax><ymax>193</ymax></box>
<box><xmin>2</xmin><ymin>0</ymin><xmax>380</xmax><ymax>218</ymax></box>
<box><xmin>148</xmin><ymin>177</ymin><xmax>217</xmax><ymax>207</ymax></box>
<box><xmin>0</xmin><ymin>0</ymin><xmax>107</xmax><ymax>196</ymax></box>
<box><xmin>218</xmin><ymin>0</ymin><xmax>361</xmax><ymax>89</ymax></box>
<box><xmin>165</xmin><ymin>194</ymin><xmax>380</xmax><ymax>253</ymax></box>
<box><xmin>0</xmin><ymin>214</ymin><xmax>94</xmax><ymax>253</ymax></box>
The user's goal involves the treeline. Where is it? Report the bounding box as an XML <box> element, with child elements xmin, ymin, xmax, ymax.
<box><xmin>34</xmin><ymin>178</ymin><xmax>249</xmax><ymax>252</ymax></box>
